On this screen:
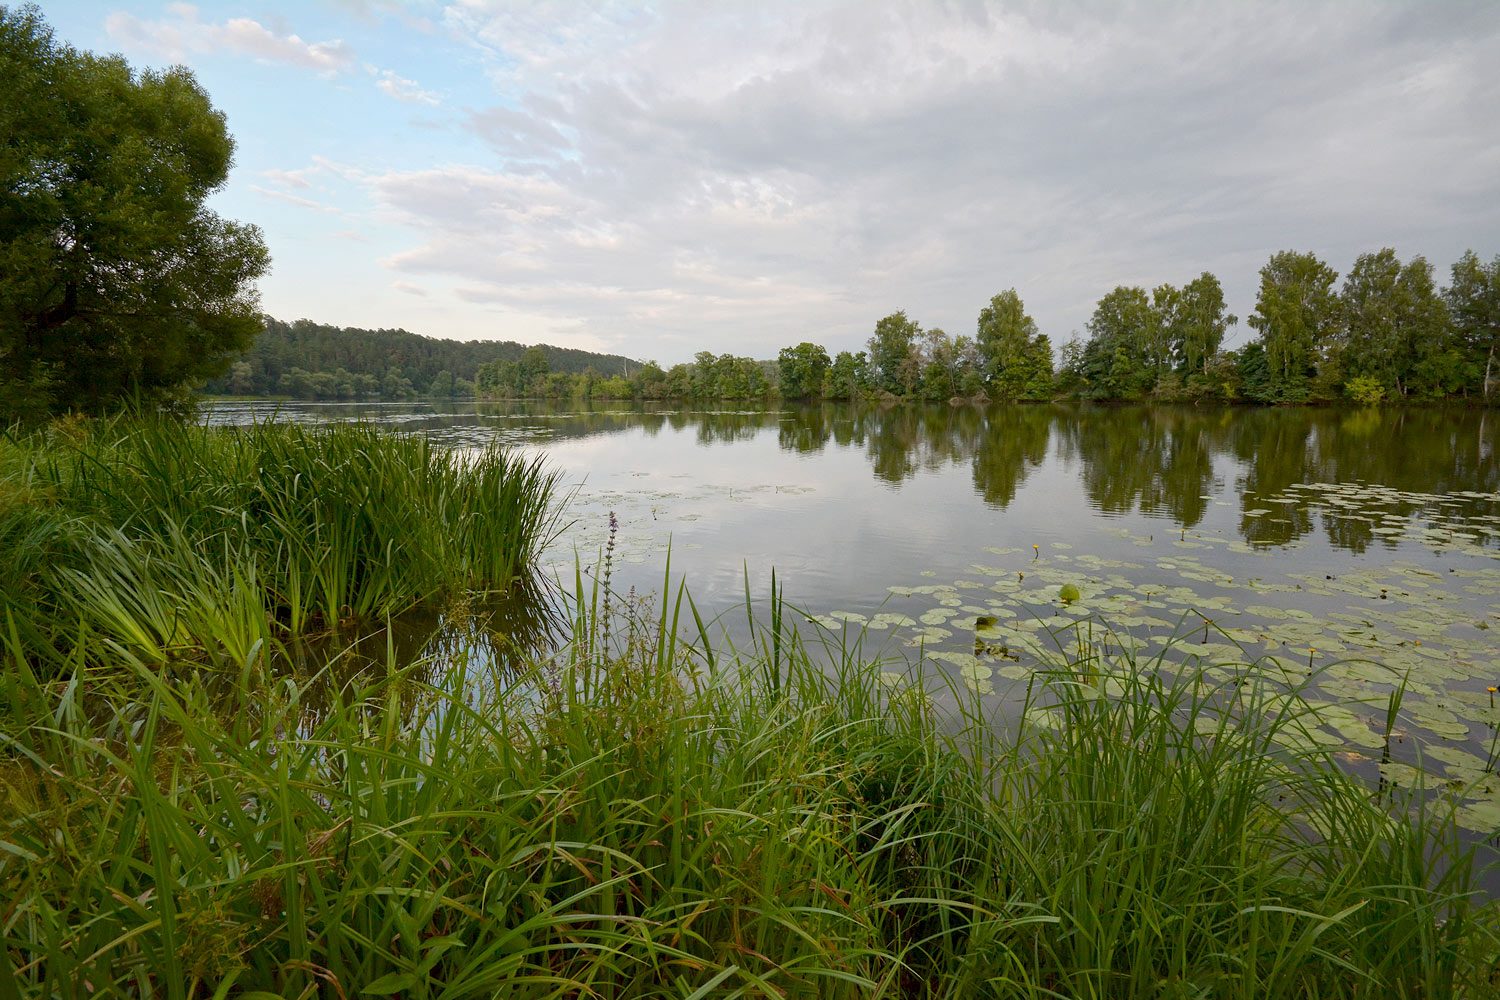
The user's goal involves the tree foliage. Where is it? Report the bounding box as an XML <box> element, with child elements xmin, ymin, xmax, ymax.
<box><xmin>777</xmin><ymin>342</ymin><xmax>830</xmax><ymax>400</ymax></box>
<box><xmin>1079</xmin><ymin>286</ymin><xmax>1155</xmax><ymax>400</ymax></box>
<box><xmin>1338</xmin><ymin>249</ymin><xmax>1451</xmax><ymax>399</ymax></box>
<box><xmin>1246</xmin><ymin>251</ymin><xmax>1339</xmax><ymax>402</ymax></box>
<box><xmin>1171</xmin><ymin>272</ymin><xmax>1234</xmax><ymax>376</ymax></box>
<box><xmin>824</xmin><ymin>350</ymin><xmax>870</xmax><ymax>401</ymax></box>
<box><xmin>214</xmin><ymin>243</ymin><xmax>1500</xmax><ymax>408</ymax></box>
<box><xmin>0</xmin><ymin>5</ymin><xmax>270</xmax><ymax>418</ymax></box>
<box><xmin>1447</xmin><ymin>250</ymin><xmax>1500</xmax><ymax>400</ymax></box>
<box><xmin>211</xmin><ymin>317</ymin><xmax>636</xmax><ymax>399</ymax></box>
<box><xmin>976</xmin><ymin>290</ymin><xmax>1037</xmax><ymax>377</ymax></box>
<box><xmin>867</xmin><ymin>311</ymin><xmax>923</xmax><ymax>395</ymax></box>
<box><xmin>976</xmin><ymin>290</ymin><xmax>1052</xmax><ymax>400</ymax></box>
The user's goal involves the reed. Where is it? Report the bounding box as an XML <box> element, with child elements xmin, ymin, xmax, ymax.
<box><xmin>1</xmin><ymin>416</ymin><xmax>564</xmax><ymax>673</ymax></box>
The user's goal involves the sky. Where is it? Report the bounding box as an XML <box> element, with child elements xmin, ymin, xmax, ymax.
<box><xmin>37</xmin><ymin>1</ymin><xmax>1500</xmax><ymax>365</ymax></box>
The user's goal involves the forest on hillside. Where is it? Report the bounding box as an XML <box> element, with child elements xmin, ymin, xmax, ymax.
<box><xmin>201</xmin><ymin>317</ymin><xmax>638</xmax><ymax>399</ymax></box>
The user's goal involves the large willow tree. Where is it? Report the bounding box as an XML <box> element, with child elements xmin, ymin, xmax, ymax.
<box><xmin>0</xmin><ymin>5</ymin><xmax>269</xmax><ymax>419</ymax></box>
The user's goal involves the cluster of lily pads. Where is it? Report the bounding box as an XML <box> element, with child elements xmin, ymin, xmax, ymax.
<box><xmin>1246</xmin><ymin>480</ymin><xmax>1500</xmax><ymax>553</ymax></box>
<box><xmin>531</xmin><ymin>452</ymin><xmax>1500</xmax><ymax>831</ymax></box>
<box><xmin>805</xmin><ymin>520</ymin><xmax>1500</xmax><ymax>832</ymax></box>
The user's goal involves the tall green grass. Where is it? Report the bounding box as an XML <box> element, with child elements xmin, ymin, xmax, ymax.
<box><xmin>3</xmin><ymin>572</ymin><xmax>1496</xmax><ymax>997</ymax></box>
<box><xmin>0</xmin><ymin>416</ymin><xmax>564</xmax><ymax>674</ymax></box>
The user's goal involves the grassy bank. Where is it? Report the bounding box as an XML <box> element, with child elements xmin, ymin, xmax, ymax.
<box><xmin>3</xmin><ymin>582</ymin><xmax>1498</xmax><ymax>996</ymax></box>
<box><xmin>1</xmin><ymin>416</ymin><xmax>563</xmax><ymax>676</ymax></box>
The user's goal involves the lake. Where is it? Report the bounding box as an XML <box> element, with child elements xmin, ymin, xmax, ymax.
<box><xmin>208</xmin><ymin>399</ymin><xmax>1500</xmax><ymax>838</ymax></box>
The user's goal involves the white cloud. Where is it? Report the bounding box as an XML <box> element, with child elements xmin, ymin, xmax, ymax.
<box><xmin>105</xmin><ymin>5</ymin><xmax>356</xmax><ymax>74</ymax></box>
<box><xmin>250</xmin><ymin>185</ymin><xmax>339</xmax><ymax>213</ymax></box>
<box><xmin>261</xmin><ymin>167</ymin><xmax>315</xmax><ymax>190</ymax></box>
<box><xmin>374</xmin><ymin>69</ymin><xmax>441</xmax><ymax>105</ymax></box>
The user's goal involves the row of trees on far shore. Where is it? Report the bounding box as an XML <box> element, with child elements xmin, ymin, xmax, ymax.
<box><xmin>205</xmin><ymin>248</ymin><xmax>1500</xmax><ymax>407</ymax></box>
<box><xmin>1061</xmin><ymin>248</ymin><xmax>1500</xmax><ymax>405</ymax></box>
<box><xmin>467</xmin><ymin>247</ymin><xmax>1499</xmax><ymax>406</ymax></box>
<box><xmin>193</xmin><ymin>248</ymin><xmax>1500</xmax><ymax>408</ymax></box>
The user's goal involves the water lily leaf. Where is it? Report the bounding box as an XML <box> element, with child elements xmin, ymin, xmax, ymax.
<box><xmin>1424</xmin><ymin>745</ymin><xmax>1488</xmax><ymax>771</ymax></box>
<box><xmin>1023</xmin><ymin>707</ymin><xmax>1061</xmax><ymax>731</ymax></box>
<box><xmin>927</xmin><ymin>650</ymin><xmax>980</xmax><ymax>669</ymax></box>
<box><xmin>1408</xmin><ymin>717</ymin><xmax>1470</xmax><ymax>740</ymax></box>
<box><xmin>1456</xmin><ymin>797</ymin><xmax>1500</xmax><ymax>834</ymax></box>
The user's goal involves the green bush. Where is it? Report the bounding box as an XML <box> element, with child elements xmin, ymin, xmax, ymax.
<box><xmin>1346</xmin><ymin>375</ymin><xmax>1387</xmax><ymax>405</ymax></box>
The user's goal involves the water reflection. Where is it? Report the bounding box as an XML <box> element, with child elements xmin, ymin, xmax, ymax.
<box><xmin>1056</xmin><ymin>407</ymin><xmax>1226</xmax><ymax>526</ymax></box>
<box><xmin>971</xmin><ymin>406</ymin><xmax>1051</xmax><ymax>507</ymax></box>
<box><xmin>207</xmin><ymin>399</ymin><xmax>1500</xmax><ymax>554</ymax></box>
<box><xmin>1224</xmin><ymin>407</ymin><xmax>1500</xmax><ymax>552</ymax></box>
<box><xmin>195</xmin><ymin>574</ymin><xmax>569</xmax><ymax>722</ymax></box>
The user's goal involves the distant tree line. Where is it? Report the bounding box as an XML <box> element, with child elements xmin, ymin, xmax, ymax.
<box><xmin>202</xmin><ymin>317</ymin><xmax>638</xmax><ymax>400</ymax></box>
<box><xmin>1060</xmin><ymin>248</ymin><xmax>1500</xmax><ymax>404</ymax></box>
<box><xmin>474</xmin><ymin>290</ymin><xmax>1056</xmax><ymax>404</ymax></box>
<box><xmin>210</xmin><ymin>248</ymin><xmax>1500</xmax><ymax>408</ymax></box>
<box><xmin>474</xmin><ymin>247</ymin><xmax>1500</xmax><ymax>407</ymax></box>
<box><xmin>476</xmin><ymin>346</ymin><xmax>777</xmax><ymax>401</ymax></box>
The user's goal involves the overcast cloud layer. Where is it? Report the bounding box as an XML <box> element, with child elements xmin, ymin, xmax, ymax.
<box><xmin>50</xmin><ymin>1</ymin><xmax>1500</xmax><ymax>360</ymax></box>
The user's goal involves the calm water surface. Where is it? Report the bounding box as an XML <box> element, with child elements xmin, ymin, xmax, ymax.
<box><xmin>209</xmin><ymin>399</ymin><xmax>1500</xmax><ymax>841</ymax></box>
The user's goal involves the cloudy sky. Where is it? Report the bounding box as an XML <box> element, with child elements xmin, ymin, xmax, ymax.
<box><xmin>42</xmin><ymin>1</ymin><xmax>1500</xmax><ymax>364</ymax></box>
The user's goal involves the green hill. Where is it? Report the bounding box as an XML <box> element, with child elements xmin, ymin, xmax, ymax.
<box><xmin>203</xmin><ymin>316</ymin><xmax>639</xmax><ymax>399</ymax></box>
